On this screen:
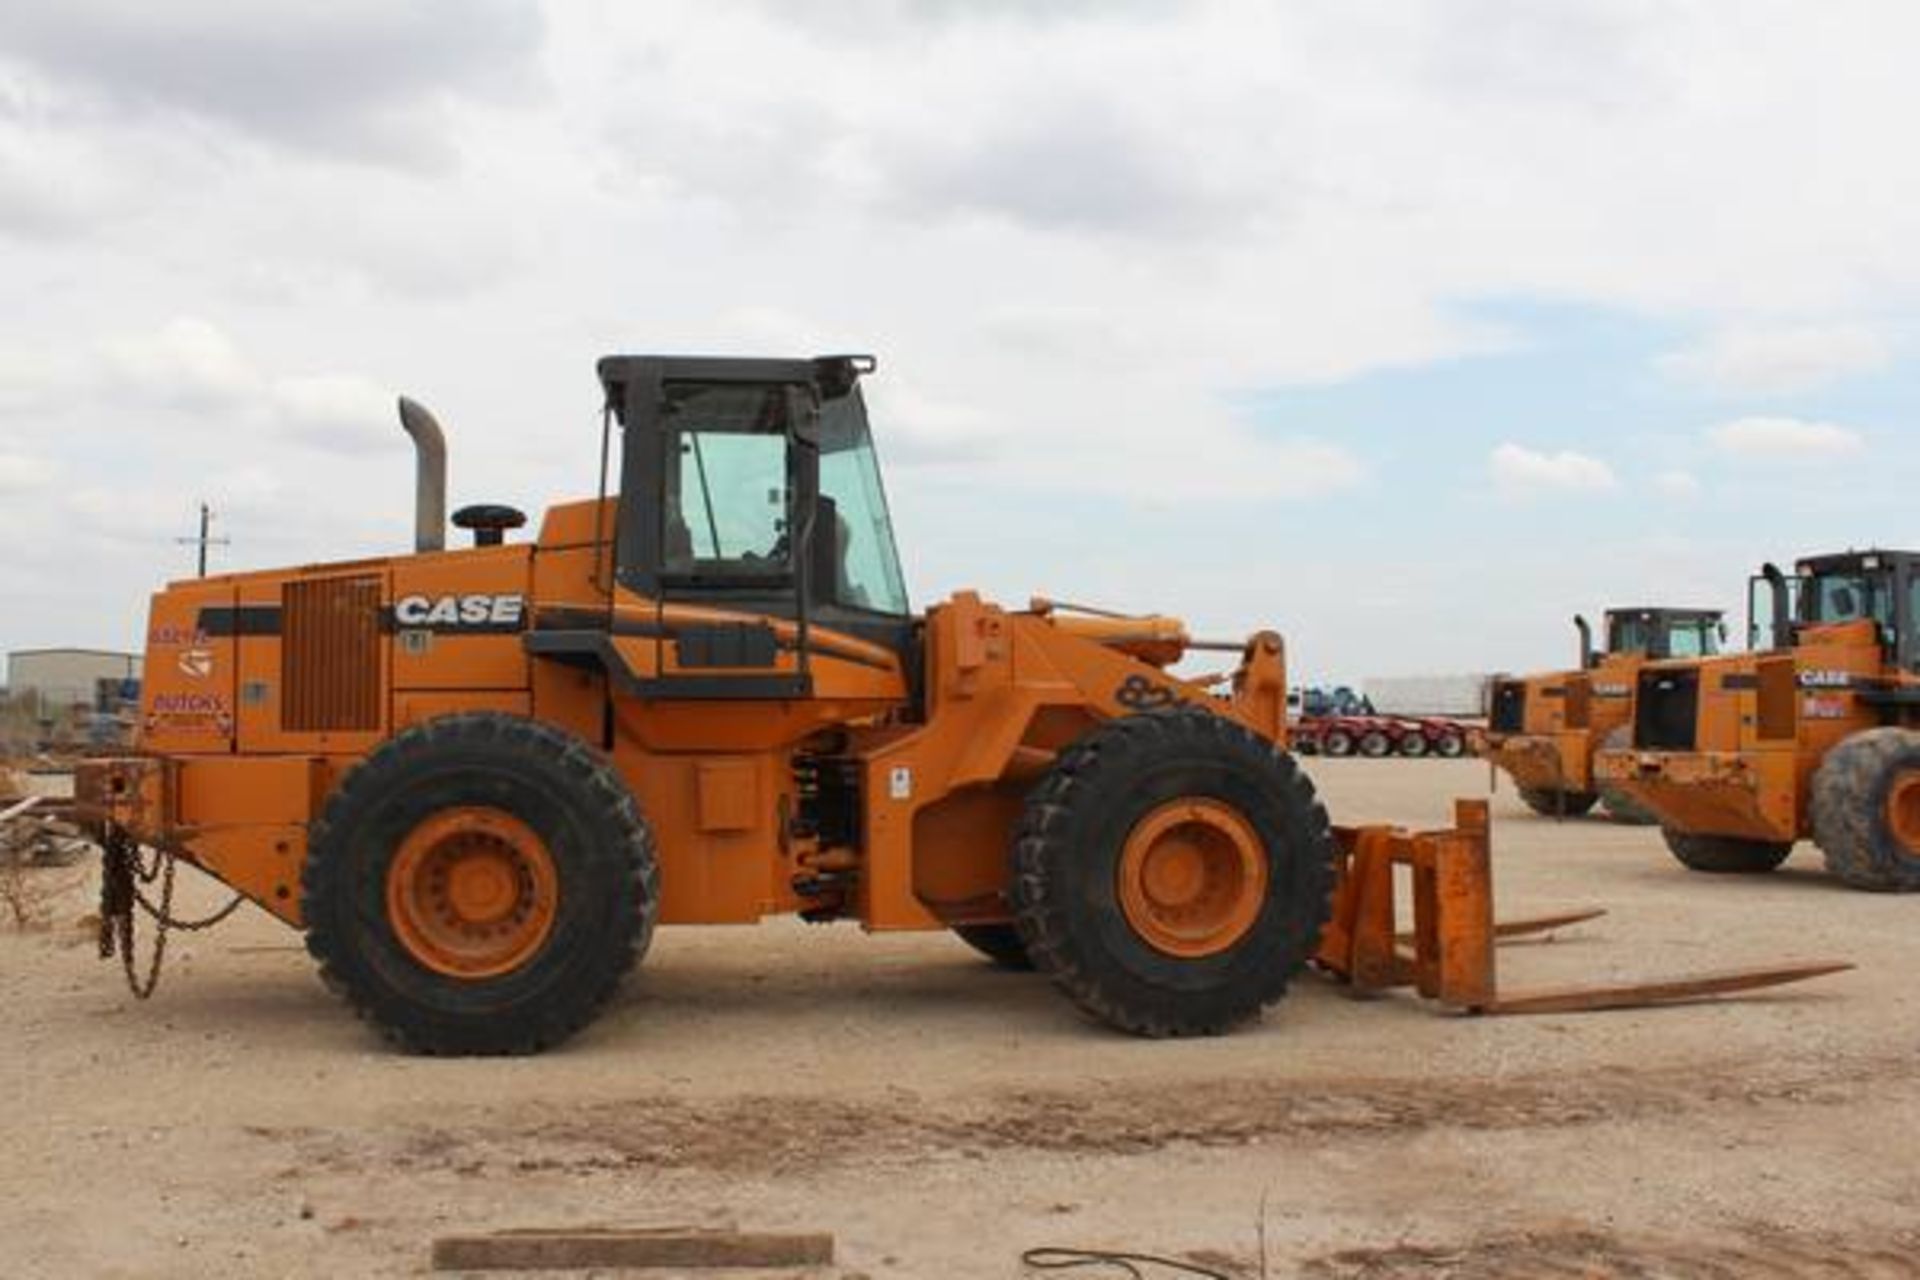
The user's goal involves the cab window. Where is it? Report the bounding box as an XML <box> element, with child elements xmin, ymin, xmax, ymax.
<box><xmin>1808</xmin><ymin>574</ymin><xmax>1893</xmax><ymax>628</ymax></box>
<box><xmin>1666</xmin><ymin>625</ymin><xmax>1705</xmax><ymax>659</ymax></box>
<box><xmin>1664</xmin><ymin>620</ymin><xmax>1720</xmax><ymax>659</ymax></box>
<box><xmin>661</xmin><ymin>384</ymin><xmax>791</xmax><ymax>579</ymax></box>
<box><xmin>1608</xmin><ymin>617</ymin><xmax>1652</xmax><ymax>654</ymax></box>
<box><xmin>814</xmin><ymin>394</ymin><xmax>909</xmax><ymax>614</ymax></box>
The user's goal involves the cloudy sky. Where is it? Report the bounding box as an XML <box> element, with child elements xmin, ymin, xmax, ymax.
<box><xmin>2</xmin><ymin>0</ymin><xmax>1916</xmax><ymax>684</ymax></box>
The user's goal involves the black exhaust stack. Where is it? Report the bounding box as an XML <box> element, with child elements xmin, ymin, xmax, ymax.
<box><xmin>1574</xmin><ymin>614</ymin><xmax>1594</xmax><ymax>669</ymax></box>
<box><xmin>1761</xmin><ymin>562</ymin><xmax>1790</xmax><ymax>650</ymax></box>
<box><xmin>397</xmin><ymin>397</ymin><xmax>447</xmax><ymax>554</ymax></box>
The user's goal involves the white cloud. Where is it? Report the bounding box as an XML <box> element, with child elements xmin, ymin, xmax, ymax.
<box><xmin>1657</xmin><ymin>325</ymin><xmax>1889</xmax><ymax>395</ymax></box>
<box><xmin>105</xmin><ymin>315</ymin><xmax>255</xmax><ymax>409</ymax></box>
<box><xmin>63</xmin><ymin>483</ymin><xmax>190</xmax><ymax>543</ymax></box>
<box><xmin>1708</xmin><ymin>416</ymin><xmax>1866</xmax><ymax>461</ymax></box>
<box><xmin>270</xmin><ymin>373</ymin><xmax>394</xmax><ymax>454</ymax></box>
<box><xmin>863</xmin><ymin>378</ymin><xmax>1007</xmax><ymax>467</ymax></box>
<box><xmin>2</xmin><ymin>1</ymin><xmax>544</xmax><ymax>166</ymax></box>
<box><xmin>1653</xmin><ymin>468</ymin><xmax>1701</xmax><ymax>497</ymax></box>
<box><xmin>0</xmin><ymin>451</ymin><xmax>53</xmax><ymax>493</ymax></box>
<box><xmin>201</xmin><ymin>465</ymin><xmax>286</xmax><ymax>509</ymax></box>
<box><xmin>92</xmin><ymin>318</ymin><xmax>395</xmax><ymax>453</ymax></box>
<box><xmin>0</xmin><ymin>346</ymin><xmax>70</xmax><ymax>411</ymax></box>
<box><xmin>1070</xmin><ymin>429</ymin><xmax>1364</xmax><ymax>504</ymax></box>
<box><xmin>0</xmin><ymin>114</ymin><xmax>127</xmax><ymax>241</ymax></box>
<box><xmin>1489</xmin><ymin>443</ymin><xmax>1617</xmax><ymax>496</ymax></box>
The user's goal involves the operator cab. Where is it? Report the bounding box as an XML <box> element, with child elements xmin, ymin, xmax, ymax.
<box><xmin>1575</xmin><ymin>607</ymin><xmax>1724</xmax><ymax>669</ymax></box>
<box><xmin>1601</xmin><ymin>608</ymin><xmax>1724</xmax><ymax>663</ymax></box>
<box><xmin>596</xmin><ymin>354</ymin><xmax>914</xmax><ymax>672</ymax></box>
<box><xmin>1752</xmin><ymin>549</ymin><xmax>1920</xmax><ymax>672</ymax></box>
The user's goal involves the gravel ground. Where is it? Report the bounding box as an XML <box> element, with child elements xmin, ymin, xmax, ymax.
<box><xmin>2</xmin><ymin>757</ymin><xmax>1915</xmax><ymax>1278</ymax></box>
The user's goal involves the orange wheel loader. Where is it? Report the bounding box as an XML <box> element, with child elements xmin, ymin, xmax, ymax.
<box><xmin>1596</xmin><ymin>550</ymin><xmax>1920</xmax><ymax>890</ymax></box>
<box><xmin>73</xmin><ymin>355</ymin><xmax>1851</xmax><ymax>1053</ymax></box>
<box><xmin>1480</xmin><ymin>608</ymin><xmax>1724</xmax><ymax>823</ymax></box>
<box><xmin>77</xmin><ymin>355</ymin><xmax>1348</xmax><ymax>1053</ymax></box>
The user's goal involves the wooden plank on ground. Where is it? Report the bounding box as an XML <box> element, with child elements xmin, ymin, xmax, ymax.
<box><xmin>431</xmin><ymin>1226</ymin><xmax>835</xmax><ymax>1271</ymax></box>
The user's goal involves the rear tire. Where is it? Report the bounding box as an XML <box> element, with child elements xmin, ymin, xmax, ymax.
<box><xmin>1661</xmin><ymin>828</ymin><xmax>1793</xmax><ymax>875</ymax></box>
<box><xmin>1009</xmin><ymin>710</ymin><xmax>1335</xmax><ymax>1037</ymax></box>
<box><xmin>1596</xmin><ymin>726</ymin><xmax>1658</xmax><ymax>825</ymax></box>
<box><xmin>1518</xmin><ymin>786</ymin><xmax>1598</xmax><ymax>818</ymax></box>
<box><xmin>1811</xmin><ymin>728</ymin><xmax>1920</xmax><ymax>892</ymax></box>
<box><xmin>303</xmin><ymin>713</ymin><xmax>657</xmax><ymax>1055</ymax></box>
<box><xmin>1320</xmin><ymin>728</ymin><xmax>1354</xmax><ymax>758</ymax></box>
<box><xmin>1357</xmin><ymin>729</ymin><xmax>1392</xmax><ymax>758</ymax></box>
<box><xmin>951</xmin><ymin>923</ymin><xmax>1033</xmax><ymax>970</ymax></box>
<box><xmin>1434</xmin><ymin>732</ymin><xmax>1466</xmax><ymax>758</ymax></box>
<box><xmin>1398</xmin><ymin>733</ymin><xmax>1429</xmax><ymax>758</ymax></box>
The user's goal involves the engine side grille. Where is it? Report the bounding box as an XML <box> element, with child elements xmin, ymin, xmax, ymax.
<box><xmin>1635</xmin><ymin>667</ymin><xmax>1698</xmax><ymax>751</ymax></box>
<box><xmin>1489</xmin><ymin>680</ymin><xmax>1526</xmax><ymax>733</ymax></box>
<box><xmin>282</xmin><ymin>575</ymin><xmax>382</xmax><ymax>732</ymax></box>
<box><xmin>1756</xmin><ymin>657</ymin><xmax>1798</xmax><ymax>740</ymax></box>
<box><xmin>1562</xmin><ymin>675</ymin><xmax>1592</xmax><ymax>730</ymax></box>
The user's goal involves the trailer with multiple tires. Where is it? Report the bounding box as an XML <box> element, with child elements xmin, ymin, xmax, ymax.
<box><xmin>1292</xmin><ymin>713</ymin><xmax>1470</xmax><ymax>759</ymax></box>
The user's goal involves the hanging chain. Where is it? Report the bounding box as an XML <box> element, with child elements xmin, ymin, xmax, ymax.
<box><xmin>98</xmin><ymin>827</ymin><xmax>246</xmax><ymax>999</ymax></box>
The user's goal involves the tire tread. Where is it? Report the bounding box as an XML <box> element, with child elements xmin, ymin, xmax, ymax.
<box><xmin>302</xmin><ymin>712</ymin><xmax>658</xmax><ymax>1055</ymax></box>
<box><xmin>1008</xmin><ymin>709</ymin><xmax>1334</xmax><ymax>1037</ymax></box>
<box><xmin>1811</xmin><ymin>727</ymin><xmax>1920</xmax><ymax>892</ymax></box>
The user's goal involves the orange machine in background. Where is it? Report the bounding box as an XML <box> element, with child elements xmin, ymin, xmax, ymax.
<box><xmin>1480</xmin><ymin>608</ymin><xmax>1724</xmax><ymax>822</ymax></box>
<box><xmin>1597</xmin><ymin>551</ymin><xmax>1920</xmax><ymax>889</ymax></box>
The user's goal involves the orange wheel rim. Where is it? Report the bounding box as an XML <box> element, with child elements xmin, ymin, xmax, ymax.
<box><xmin>387</xmin><ymin>807</ymin><xmax>559</xmax><ymax>979</ymax></box>
<box><xmin>1117</xmin><ymin>798</ymin><xmax>1267</xmax><ymax>958</ymax></box>
<box><xmin>1887</xmin><ymin>774</ymin><xmax>1920</xmax><ymax>851</ymax></box>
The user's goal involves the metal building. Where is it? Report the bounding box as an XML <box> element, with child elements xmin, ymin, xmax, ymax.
<box><xmin>6</xmin><ymin>648</ymin><xmax>141</xmax><ymax>717</ymax></box>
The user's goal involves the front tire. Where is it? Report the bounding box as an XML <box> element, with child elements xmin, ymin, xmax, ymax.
<box><xmin>1009</xmin><ymin>710</ymin><xmax>1335</xmax><ymax>1037</ymax></box>
<box><xmin>303</xmin><ymin>713</ymin><xmax>657</xmax><ymax>1055</ymax></box>
<box><xmin>1812</xmin><ymin>728</ymin><xmax>1920</xmax><ymax>891</ymax></box>
<box><xmin>1661</xmin><ymin>829</ymin><xmax>1793</xmax><ymax>875</ymax></box>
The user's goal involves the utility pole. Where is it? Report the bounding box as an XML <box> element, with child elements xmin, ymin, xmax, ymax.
<box><xmin>176</xmin><ymin>502</ymin><xmax>231</xmax><ymax>578</ymax></box>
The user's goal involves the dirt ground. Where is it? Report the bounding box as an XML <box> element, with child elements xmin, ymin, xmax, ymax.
<box><xmin>4</xmin><ymin>757</ymin><xmax>1919</xmax><ymax>1278</ymax></box>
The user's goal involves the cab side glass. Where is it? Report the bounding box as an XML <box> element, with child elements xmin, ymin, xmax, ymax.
<box><xmin>670</xmin><ymin>432</ymin><xmax>788</xmax><ymax>566</ymax></box>
<box><xmin>659</xmin><ymin>383</ymin><xmax>793</xmax><ymax>581</ymax></box>
<box><xmin>814</xmin><ymin>393</ymin><xmax>910</xmax><ymax>614</ymax></box>
<box><xmin>1667</xmin><ymin>626</ymin><xmax>1704</xmax><ymax>659</ymax></box>
<box><xmin>1609</xmin><ymin>617</ymin><xmax>1650</xmax><ymax>655</ymax></box>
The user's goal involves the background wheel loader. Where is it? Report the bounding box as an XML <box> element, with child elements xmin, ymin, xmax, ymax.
<box><xmin>73</xmin><ymin>355</ymin><xmax>1846</xmax><ymax>1054</ymax></box>
<box><xmin>1596</xmin><ymin>550</ymin><xmax>1920</xmax><ymax>890</ymax></box>
<box><xmin>1480</xmin><ymin>608</ymin><xmax>1725</xmax><ymax>823</ymax></box>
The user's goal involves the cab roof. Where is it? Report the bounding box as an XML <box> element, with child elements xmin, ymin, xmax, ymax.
<box><xmin>1795</xmin><ymin>549</ymin><xmax>1920</xmax><ymax>575</ymax></box>
<box><xmin>1604</xmin><ymin>607</ymin><xmax>1723</xmax><ymax>621</ymax></box>
<box><xmin>595</xmin><ymin>354</ymin><xmax>875</xmax><ymax>408</ymax></box>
